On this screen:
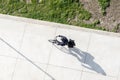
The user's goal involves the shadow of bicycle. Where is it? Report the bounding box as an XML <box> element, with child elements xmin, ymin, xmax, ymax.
<box><xmin>53</xmin><ymin>44</ymin><xmax>106</xmax><ymax>76</ymax></box>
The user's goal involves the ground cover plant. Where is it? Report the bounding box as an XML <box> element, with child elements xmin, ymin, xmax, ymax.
<box><xmin>98</xmin><ymin>0</ymin><xmax>110</xmax><ymax>15</ymax></box>
<box><xmin>0</xmin><ymin>0</ymin><xmax>110</xmax><ymax>31</ymax></box>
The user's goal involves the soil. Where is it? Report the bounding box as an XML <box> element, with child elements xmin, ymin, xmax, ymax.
<box><xmin>80</xmin><ymin>0</ymin><xmax>120</xmax><ymax>32</ymax></box>
<box><xmin>24</xmin><ymin>0</ymin><xmax>120</xmax><ymax>32</ymax></box>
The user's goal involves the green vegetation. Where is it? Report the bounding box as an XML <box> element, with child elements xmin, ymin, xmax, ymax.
<box><xmin>0</xmin><ymin>0</ymin><xmax>106</xmax><ymax>31</ymax></box>
<box><xmin>31</xmin><ymin>0</ymin><xmax>38</xmax><ymax>4</ymax></box>
<box><xmin>77</xmin><ymin>20</ymin><xmax>106</xmax><ymax>31</ymax></box>
<box><xmin>112</xmin><ymin>23</ymin><xmax>120</xmax><ymax>32</ymax></box>
<box><xmin>98</xmin><ymin>0</ymin><xmax>110</xmax><ymax>15</ymax></box>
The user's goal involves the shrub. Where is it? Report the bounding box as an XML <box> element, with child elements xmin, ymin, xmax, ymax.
<box><xmin>8</xmin><ymin>0</ymin><xmax>20</xmax><ymax>4</ymax></box>
<box><xmin>98</xmin><ymin>0</ymin><xmax>110</xmax><ymax>15</ymax></box>
<box><xmin>31</xmin><ymin>0</ymin><xmax>39</xmax><ymax>4</ymax></box>
<box><xmin>19</xmin><ymin>5</ymin><xmax>27</xmax><ymax>13</ymax></box>
<box><xmin>0</xmin><ymin>0</ymin><xmax>95</xmax><ymax>31</ymax></box>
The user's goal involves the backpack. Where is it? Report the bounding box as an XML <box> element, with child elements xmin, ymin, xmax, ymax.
<box><xmin>68</xmin><ymin>39</ymin><xmax>75</xmax><ymax>48</ymax></box>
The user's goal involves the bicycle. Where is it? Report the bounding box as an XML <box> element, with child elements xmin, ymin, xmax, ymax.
<box><xmin>48</xmin><ymin>39</ymin><xmax>58</xmax><ymax>44</ymax></box>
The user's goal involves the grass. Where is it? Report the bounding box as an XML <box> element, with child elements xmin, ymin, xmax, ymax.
<box><xmin>77</xmin><ymin>20</ymin><xmax>106</xmax><ymax>31</ymax></box>
<box><xmin>0</xmin><ymin>0</ymin><xmax>106</xmax><ymax>31</ymax></box>
<box><xmin>98</xmin><ymin>0</ymin><xmax>110</xmax><ymax>15</ymax></box>
<box><xmin>112</xmin><ymin>23</ymin><xmax>120</xmax><ymax>32</ymax></box>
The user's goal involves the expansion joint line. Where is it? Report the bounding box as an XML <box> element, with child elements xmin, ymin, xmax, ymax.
<box><xmin>80</xmin><ymin>32</ymin><xmax>92</xmax><ymax>80</ymax></box>
<box><xmin>0</xmin><ymin>37</ymin><xmax>55</xmax><ymax>80</ymax></box>
<box><xmin>11</xmin><ymin>25</ymin><xmax>27</xmax><ymax>80</ymax></box>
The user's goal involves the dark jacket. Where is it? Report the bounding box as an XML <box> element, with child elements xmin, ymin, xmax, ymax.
<box><xmin>56</xmin><ymin>35</ymin><xmax>68</xmax><ymax>46</ymax></box>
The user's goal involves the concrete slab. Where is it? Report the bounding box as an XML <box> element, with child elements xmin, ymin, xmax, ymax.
<box><xmin>49</xmin><ymin>45</ymin><xmax>84</xmax><ymax>70</ymax></box>
<box><xmin>44</xmin><ymin>65</ymin><xmax>82</xmax><ymax>80</ymax></box>
<box><xmin>0</xmin><ymin>18</ymin><xmax>26</xmax><ymax>50</ymax></box>
<box><xmin>118</xmin><ymin>70</ymin><xmax>120</xmax><ymax>80</ymax></box>
<box><xmin>0</xmin><ymin>56</ymin><xmax>17</xmax><ymax>80</ymax></box>
<box><xmin>48</xmin><ymin>27</ymin><xmax>92</xmax><ymax>70</ymax></box>
<box><xmin>19</xmin><ymin>23</ymin><xmax>56</xmax><ymax>64</ymax></box>
<box><xmin>0</xmin><ymin>40</ymin><xmax>18</xmax><ymax>58</ymax></box>
<box><xmin>81</xmin><ymin>72</ymin><xmax>117</xmax><ymax>80</ymax></box>
<box><xmin>0</xmin><ymin>14</ymin><xmax>120</xmax><ymax>80</ymax></box>
<box><xmin>12</xmin><ymin>59</ymin><xmax>47</xmax><ymax>80</ymax></box>
<box><xmin>84</xmin><ymin>33</ymin><xmax>120</xmax><ymax>77</ymax></box>
<box><xmin>48</xmin><ymin>27</ymin><xmax>91</xmax><ymax>70</ymax></box>
<box><xmin>55</xmin><ymin>27</ymin><xmax>70</xmax><ymax>38</ymax></box>
<box><xmin>68</xmin><ymin>29</ymin><xmax>91</xmax><ymax>51</ymax></box>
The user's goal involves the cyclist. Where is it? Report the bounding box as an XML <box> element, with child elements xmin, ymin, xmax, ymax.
<box><xmin>55</xmin><ymin>35</ymin><xmax>68</xmax><ymax>46</ymax></box>
<box><xmin>55</xmin><ymin>35</ymin><xmax>76</xmax><ymax>48</ymax></box>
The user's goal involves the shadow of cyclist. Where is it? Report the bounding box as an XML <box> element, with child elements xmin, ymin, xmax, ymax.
<box><xmin>53</xmin><ymin>45</ymin><xmax>106</xmax><ymax>76</ymax></box>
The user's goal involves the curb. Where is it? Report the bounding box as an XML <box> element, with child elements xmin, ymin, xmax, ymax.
<box><xmin>0</xmin><ymin>14</ymin><xmax>120</xmax><ymax>37</ymax></box>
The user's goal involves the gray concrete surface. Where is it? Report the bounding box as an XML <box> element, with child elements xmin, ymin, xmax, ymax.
<box><xmin>0</xmin><ymin>14</ymin><xmax>120</xmax><ymax>80</ymax></box>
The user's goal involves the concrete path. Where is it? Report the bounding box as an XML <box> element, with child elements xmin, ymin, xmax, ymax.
<box><xmin>0</xmin><ymin>14</ymin><xmax>120</xmax><ymax>80</ymax></box>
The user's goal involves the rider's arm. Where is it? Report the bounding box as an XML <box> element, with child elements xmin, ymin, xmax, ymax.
<box><xmin>55</xmin><ymin>35</ymin><xmax>65</xmax><ymax>40</ymax></box>
<box><xmin>55</xmin><ymin>35</ymin><xmax>60</xmax><ymax>40</ymax></box>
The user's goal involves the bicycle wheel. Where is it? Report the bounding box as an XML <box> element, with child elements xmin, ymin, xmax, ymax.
<box><xmin>48</xmin><ymin>39</ymin><xmax>57</xmax><ymax>44</ymax></box>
